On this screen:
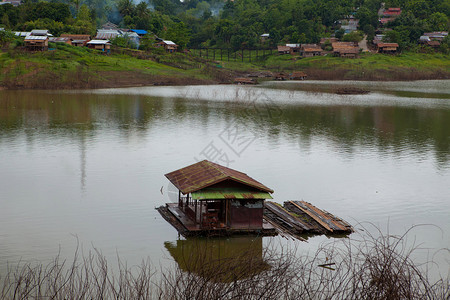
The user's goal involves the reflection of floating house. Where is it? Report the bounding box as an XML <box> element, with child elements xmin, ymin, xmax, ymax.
<box><xmin>164</xmin><ymin>237</ymin><xmax>269</xmax><ymax>282</ymax></box>
<box><xmin>161</xmin><ymin>160</ymin><xmax>275</xmax><ymax>236</ymax></box>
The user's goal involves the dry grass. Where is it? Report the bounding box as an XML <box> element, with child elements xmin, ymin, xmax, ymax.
<box><xmin>1</xmin><ymin>225</ymin><xmax>448</xmax><ymax>299</ymax></box>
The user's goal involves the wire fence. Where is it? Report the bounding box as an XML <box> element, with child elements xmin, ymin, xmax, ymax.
<box><xmin>188</xmin><ymin>48</ymin><xmax>276</xmax><ymax>62</ymax></box>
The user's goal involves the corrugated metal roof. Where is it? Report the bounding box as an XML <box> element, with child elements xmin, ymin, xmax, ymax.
<box><xmin>165</xmin><ymin>160</ymin><xmax>274</xmax><ymax>194</ymax></box>
<box><xmin>87</xmin><ymin>39</ymin><xmax>110</xmax><ymax>44</ymax></box>
<box><xmin>131</xmin><ymin>29</ymin><xmax>147</xmax><ymax>35</ymax></box>
<box><xmin>25</xmin><ymin>36</ymin><xmax>48</xmax><ymax>40</ymax></box>
<box><xmin>191</xmin><ymin>187</ymin><xmax>272</xmax><ymax>200</ymax></box>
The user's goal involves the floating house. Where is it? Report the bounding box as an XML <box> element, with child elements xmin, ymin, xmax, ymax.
<box><xmin>163</xmin><ymin>160</ymin><xmax>275</xmax><ymax>236</ymax></box>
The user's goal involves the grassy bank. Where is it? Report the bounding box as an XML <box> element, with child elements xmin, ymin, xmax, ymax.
<box><xmin>260</xmin><ymin>52</ymin><xmax>450</xmax><ymax>81</ymax></box>
<box><xmin>1</xmin><ymin>45</ymin><xmax>449</xmax><ymax>89</ymax></box>
<box><xmin>0</xmin><ymin>44</ymin><xmax>238</xmax><ymax>89</ymax></box>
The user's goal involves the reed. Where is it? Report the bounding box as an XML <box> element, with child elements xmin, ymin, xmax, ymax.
<box><xmin>1</xmin><ymin>225</ymin><xmax>448</xmax><ymax>299</ymax></box>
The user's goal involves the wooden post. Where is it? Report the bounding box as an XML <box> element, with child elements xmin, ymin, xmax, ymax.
<box><xmin>199</xmin><ymin>48</ymin><xmax>201</xmax><ymax>58</ymax></box>
<box><xmin>206</xmin><ymin>48</ymin><xmax>208</xmax><ymax>59</ymax></box>
<box><xmin>194</xmin><ymin>199</ymin><xmax>198</xmax><ymax>224</ymax></box>
<box><xmin>178</xmin><ymin>190</ymin><xmax>182</xmax><ymax>207</ymax></box>
<box><xmin>213</xmin><ymin>48</ymin><xmax>215</xmax><ymax>60</ymax></box>
<box><xmin>228</xmin><ymin>49</ymin><xmax>230</xmax><ymax>61</ymax></box>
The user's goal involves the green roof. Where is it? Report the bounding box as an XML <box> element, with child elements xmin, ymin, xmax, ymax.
<box><xmin>191</xmin><ymin>187</ymin><xmax>272</xmax><ymax>200</ymax></box>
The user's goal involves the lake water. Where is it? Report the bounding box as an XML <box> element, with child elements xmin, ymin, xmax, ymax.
<box><xmin>0</xmin><ymin>81</ymin><xmax>449</xmax><ymax>280</ymax></box>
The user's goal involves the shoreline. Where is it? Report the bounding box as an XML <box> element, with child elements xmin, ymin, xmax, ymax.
<box><xmin>1</xmin><ymin>69</ymin><xmax>449</xmax><ymax>90</ymax></box>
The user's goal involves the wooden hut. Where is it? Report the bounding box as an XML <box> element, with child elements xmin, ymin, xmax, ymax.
<box><xmin>60</xmin><ymin>34</ymin><xmax>91</xmax><ymax>47</ymax></box>
<box><xmin>87</xmin><ymin>39</ymin><xmax>111</xmax><ymax>52</ymax></box>
<box><xmin>24</xmin><ymin>35</ymin><xmax>48</xmax><ymax>51</ymax></box>
<box><xmin>377</xmin><ymin>42</ymin><xmax>399</xmax><ymax>54</ymax></box>
<box><xmin>157</xmin><ymin>40</ymin><xmax>178</xmax><ymax>53</ymax></box>
<box><xmin>164</xmin><ymin>160</ymin><xmax>274</xmax><ymax>234</ymax></box>
<box><xmin>301</xmin><ymin>44</ymin><xmax>323</xmax><ymax>57</ymax></box>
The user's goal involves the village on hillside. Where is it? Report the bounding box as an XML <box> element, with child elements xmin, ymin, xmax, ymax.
<box><xmin>0</xmin><ymin>1</ymin><xmax>447</xmax><ymax>58</ymax></box>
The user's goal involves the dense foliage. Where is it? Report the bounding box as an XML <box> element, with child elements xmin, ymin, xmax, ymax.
<box><xmin>0</xmin><ymin>0</ymin><xmax>448</xmax><ymax>50</ymax></box>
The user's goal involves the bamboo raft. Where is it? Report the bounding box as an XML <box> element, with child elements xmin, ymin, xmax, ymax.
<box><xmin>264</xmin><ymin>201</ymin><xmax>353</xmax><ymax>240</ymax></box>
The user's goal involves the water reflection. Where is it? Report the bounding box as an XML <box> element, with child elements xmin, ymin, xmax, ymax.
<box><xmin>1</xmin><ymin>90</ymin><xmax>448</xmax><ymax>166</ymax></box>
<box><xmin>164</xmin><ymin>237</ymin><xmax>269</xmax><ymax>282</ymax></box>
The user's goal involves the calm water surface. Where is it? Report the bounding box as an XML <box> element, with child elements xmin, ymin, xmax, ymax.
<box><xmin>0</xmin><ymin>81</ymin><xmax>449</xmax><ymax>279</ymax></box>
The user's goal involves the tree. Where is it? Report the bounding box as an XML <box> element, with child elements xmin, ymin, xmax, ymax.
<box><xmin>427</xmin><ymin>12</ymin><xmax>449</xmax><ymax>31</ymax></box>
<box><xmin>165</xmin><ymin>21</ymin><xmax>190</xmax><ymax>49</ymax></box>
<box><xmin>342</xmin><ymin>30</ymin><xmax>364</xmax><ymax>43</ymax></box>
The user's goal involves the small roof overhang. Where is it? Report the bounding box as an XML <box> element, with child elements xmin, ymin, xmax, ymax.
<box><xmin>191</xmin><ymin>187</ymin><xmax>272</xmax><ymax>200</ymax></box>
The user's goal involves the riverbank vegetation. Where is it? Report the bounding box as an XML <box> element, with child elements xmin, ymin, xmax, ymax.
<box><xmin>1</xmin><ymin>42</ymin><xmax>448</xmax><ymax>89</ymax></box>
<box><xmin>0</xmin><ymin>0</ymin><xmax>449</xmax><ymax>51</ymax></box>
<box><xmin>1</xmin><ymin>226</ymin><xmax>448</xmax><ymax>299</ymax></box>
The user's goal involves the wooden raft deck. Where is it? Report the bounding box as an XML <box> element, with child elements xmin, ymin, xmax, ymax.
<box><xmin>158</xmin><ymin>201</ymin><xmax>352</xmax><ymax>239</ymax></box>
<box><xmin>158</xmin><ymin>203</ymin><xmax>276</xmax><ymax>237</ymax></box>
<box><xmin>264</xmin><ymin>201</ymin><xmax>353</xmax><ymax>240</ymax></box>
<box><xmin>287</xmin><ymin>201</ymin><xmax>353</xmax><ymax>234</ymax></box>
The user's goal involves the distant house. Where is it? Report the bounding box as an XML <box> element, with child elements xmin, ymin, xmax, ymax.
<box><xmin>377</xmin><ymin>43</ymin><xmax>399</xmax><ymax>54</ymax></box>
<box><xmin>300</xmin><ymin>44</ymin><xmax>323</xmax><ymax>57</ymax></box>
<box><xmin>423</xmin><ymin>32</ymin><xmax>448</xmax><ymax>41</ymax></box>
<box><xmin>320</xmin><ymin>37</ymin><xmax>338</xmax><ymax>47</ymax></box>
<box><xmin>373</xmin><ymin>34</ymin><xmax>385</xmax><ymax>45</ymax></box>
<box><xmin>332</xmin><ymin>42</ymin><xmax>359</xmax><ymax>58</ymax></box>
<box><xmin>290</xmin><ymin>71</ymin><xmax>307</xmax><ymax>80</ymax></box>
<box><xmin>101</xmin><ymin>21</ymin><xmax>118</xmax><ymax>30</ymax></box>
<box><xmin>382</xmin><ymin>8</ymin><xmax>401</xmax><ymax>17</ymax></box>
<box><xmin>95</xmin><ymin>29</ymin><xmax>121</xmax><ymax>40</ymax></box>
<box><xmin>340</xmin><ymin>16</ymin><xmax>359</xmax><ymax>33</ymax></box>
<box><xmin>157</xmin><ymin>40</ymin><xmax>178</xmax><ymax>52</ymax></box>
<box><xmin>130</xmin><ymin>29</ymin><xmax>148</xmax><ymax>37</ymax></box>
<box><xmin>260</xmin><ymin>33</ymin><xmax>270</xmax><ymax>42</ymax></box>
<box><xmin>24</xmin><ymin>35</ymin><xmax>48</xmax><ymax>51</ymax></box>
<box><xmin>286</xmin><ymin>43</ymin><xmax>301</xmax><ymax>53</ymax></box>
<box><xmin>277</xmin><ymin>45</ymin><xmax>290</xmax><ymax>54</ymax></box>
<box><xmin>0</xmin><ymin>0</ymin><xmax>21</xmax><ymax>7</ymax></box>
<box><xmin>87</xmin><ymin>39</ymin><xmax>111</xmax><ymax>52</ymax></box>
<box><xmin>49</xmin><ymin>37</ymin><xmax>71</xmax><ymax>45</ymax></box>
<box><xmin>31</xmin><ymin>29</ymin><xmax>51</xmax><ymax>37</ymax></box>
<box><xmin>60</xmin><ymin>34</ymin><xmax>91</xmax><ymax>47</ymax></box>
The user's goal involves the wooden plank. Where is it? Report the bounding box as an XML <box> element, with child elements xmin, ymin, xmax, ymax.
<box><xmin>304</xmin><ymin>203</ymin><xmax>353</xmax><ymax>232</ymax></box>
<box><xmin>288</xmin><ymin>201</ymin><xmax>334</xmax><ymax>232</ymax></box>
<box><xmin>265</xmin><ymin>202</ymin><xmax>308</xmax><ymax>232</ymax></box>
